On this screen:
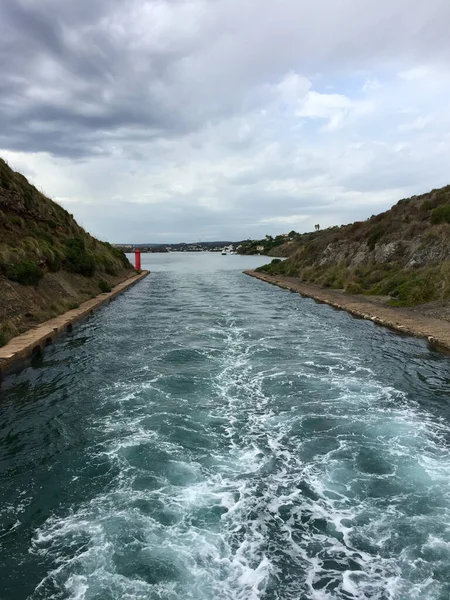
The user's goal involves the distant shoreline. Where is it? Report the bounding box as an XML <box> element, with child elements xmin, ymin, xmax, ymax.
<box><xmin>244</xmin><ymin>270</ymin><xmax>450</xmax><ymax>353</ymax></box>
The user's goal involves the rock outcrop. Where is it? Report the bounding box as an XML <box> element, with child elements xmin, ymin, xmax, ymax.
<box><xmin>257</xmin><ymin>185</ymin><xmax>450</xmax><ymax>307</ymax></box>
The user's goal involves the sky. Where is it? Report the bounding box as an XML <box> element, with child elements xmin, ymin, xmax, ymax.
<box><xmin>1</xmin><ymin>0</ymin><xmax>450</xmax><ymax>243</ymax></box>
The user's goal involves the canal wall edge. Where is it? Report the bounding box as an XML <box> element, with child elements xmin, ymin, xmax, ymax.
<box><xmin>0</xmin><ymin>270</ymin><xmax>150</xmax><ymax>378</ymax></box>
<box><xmin>244</xmin><ymin>270</ymin><xmax>450</xmax><ymax>353</ymax></box>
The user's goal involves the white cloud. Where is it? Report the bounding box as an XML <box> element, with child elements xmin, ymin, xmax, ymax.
<box><xmin>274</xmin><ymin>72</ymin><xmax>311</xmax><ymax>105</ymax></box>
<box><xmin>399</xmin><ymin>66</ymin><xmax>430</xmax><ymax>81</ymax></box>
<box><xmin>259</xmin><ymin>215</ymin><xmax>309</xmax><ymax>227</ymax></box>
<box><xmin>398</xmin><ymin>115</ymin><xmax>432</xmax><ymax>132</ymax></box>
<box><xmin>295</xmin><ymin>90</ymin><xmax>375</xmax><ymax>132</ymax></box>
<box><xmin>362</xmin><ymin>78</ymin><xmax>382</xmax><ymax>92</ymax></box>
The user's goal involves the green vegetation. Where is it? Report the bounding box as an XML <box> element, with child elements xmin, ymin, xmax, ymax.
<box><xmin>7</xmin><ymin>260</ymin><xmax>44</xmax><ymax>286</ymax></box>
<box><xmin>238</xmin><ymin>232</ymin><xmax>300</xmax><ymax>256</ymax></box>
<box><xmin>99</xmin><ymin>279</ymin><xmax>112</xmax><ymax>293</ymax></box>
<box><xmin>67</xmin><ymin>302</ymin><xmax>80</xmax><ymax>310</ymax></box>
<box><xmin>0</xmin><ymin>157</ymin><xmax>132</xmax><ymax>287</ymax></box>
<box><xmin>0</xmin><ymin>157</ymin><xmax>134</xmax><ymax>347</ymax></box>
<box><xmin>0</xmin><ymin>330</ymin><xmax>7</xmax><ymax>347</ymax></box>
<box><xmin>256</xmin><ymin>185</ymin><xmax>450</xmax><ymax>307</ymax></box>
<box><xmin>64</xmin><ymin>238</ymin><xmax>95</xmax><ymax>276</ymax></box>
<box><xmin>431</xmin><ymin>204</ymin><xmax>450</xmax><ymax>224</ymax></box>
<box><xmin>256</xmin><ymin>258</ymin><xmax>298</xmax><ymax>277</ymax></box>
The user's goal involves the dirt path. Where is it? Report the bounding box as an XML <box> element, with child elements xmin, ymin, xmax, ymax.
<box><xmin>245</xmin><ymin>270</ymin><xmax>450</xmax><ymax>353</ymax></box>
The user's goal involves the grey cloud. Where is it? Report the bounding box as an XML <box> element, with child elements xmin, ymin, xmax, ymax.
<box><xmin>2</xmin><ymin>0</ymin><xmax>450</xmax><ymax>158</ymax></box>
<box><xmin>1</xmin><ymin>0</ymin><xmax>450</xmax><ymax>241</ymax></box>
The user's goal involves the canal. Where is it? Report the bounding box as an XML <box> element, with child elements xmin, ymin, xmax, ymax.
<box><xmin>1</xmin><ymin>253</ymin><xmax>450</xmax><ymax>599</ymax></box>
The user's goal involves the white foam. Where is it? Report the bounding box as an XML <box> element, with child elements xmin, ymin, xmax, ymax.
<box><xmin>27</xmin><ymin>305</ymin><xmax>450</xmax><ymax>600</ymax></box>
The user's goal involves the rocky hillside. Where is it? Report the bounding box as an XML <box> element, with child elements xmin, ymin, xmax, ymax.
<box><xmin>257</xmin><ymin>185</ymin><xmax>450</xmax><ymax>307</ymax></box>
<box><xmin>0</xmin><ymin>158</ymin><xmax>133</xmax><ymax>346</ymax></box>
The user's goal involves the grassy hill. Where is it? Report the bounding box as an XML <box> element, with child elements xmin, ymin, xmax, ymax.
<box><xmin>256</xmin><ymin>185</ymin><xmax>450</xmax><ymax>307</ymax></box>
<box><xmin>0</xmin><ymin>158</ymin><xmax>133</xmax><ymax>346</ymax></box>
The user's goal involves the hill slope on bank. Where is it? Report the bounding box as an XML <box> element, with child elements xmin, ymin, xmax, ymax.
<box><xmin>257</xmin><ymin>185</ymin><xmax>450</xmax><ymax>309</ymax></box>
<box><xmin>0</xmin><ymin>159</ymin><xmax>133</xmax><ymax>345</ymax></box>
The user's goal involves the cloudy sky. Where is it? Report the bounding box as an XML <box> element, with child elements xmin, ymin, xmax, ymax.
<box><xmin>1</xmin><ymin>0</ymin><xmax>449</xmax><ymax>243</ymax></box>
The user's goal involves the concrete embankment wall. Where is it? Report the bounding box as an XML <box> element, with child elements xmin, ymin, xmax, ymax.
<box><xmin>0</xmin><ymin>270</ymin><xmax>149</xmax><ymax>379</ymax></box>
<box><xmin>245</xmin><ymin>270</ymin><xmax>450</xmax><ymax>353</ymax></box>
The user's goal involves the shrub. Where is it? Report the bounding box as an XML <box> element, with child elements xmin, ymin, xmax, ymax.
<box><xmin>345</xmin><ymin>282</ymin><xmax>363</xmax><ymax>294</ymax></box>
<box><xmin>99</xmin><ymin>279</ymin><xmax>111</xmax><ymax>293</ymax></box>
<box><xmin>431</xmin><ymin>204</ymin><xmax>450</xmax><ymax>225</ymax></box>
<box><xmin>103</xmin><ymin>259</ymin><xmax>119</xmax><ymax>276</ymax></box>
<box><xmin>0</xmin><ymin>331</ymin><xmax>7</xmax><ymax>347</ymax></box>
<box><xmin>9</xmin><ymin>215</ymin><xmax>25</xmax><ymax>228</ymax></box>
<box><xmin>64</xmin><ymin>238</ymin><xmax>95</xmax><ymax>276</ymax></box>
<box><xmin>367</xmin><ymin>224</ymin><xmax>385</xmax><ymax>251</ymax></box>
<box><xmin>390</xmin><ymin>276</ymin><xmax>436</xmax><ymax>306</ymax></box>
<box><xmin>47</xmin><ymin>252</ymin><xmax>62</xmax><ymax>272</ymax></box>
<box><xmin>8</xmin><ymin>260</ymin><xmax>43</xmax><ymax>285</ymax></box>
<box><xmin>368</xmin><ymin>272</ymin><xmax>408</xmax><ymax>296</ymax></box>
<box><xmin>45</xmin><ymin>219</ymin><xmax>58</xmax><ymax>230</ymax></box>
<box><xmin>423</xmin><ymin>189</ymin><xmax>450</xmax><ymax>212</ymax></box>
<box><xmin>38</xmin><ymin>231</ymin><xmax>56</xmax><ymax>247</ymax></box>
<box><xmin>271</xmin><ymin>258</ymin><xmax>282</xmax><ymax>264</ymax></box>
<box><xmin>284</xmin><ymin>264</ymin><xmax>298</xmax><ymax>277</ymax></box>
<box><xmin>109</xmin><ymin>245</ymin><xmax>132</xmax><ymax>269</ymax></box>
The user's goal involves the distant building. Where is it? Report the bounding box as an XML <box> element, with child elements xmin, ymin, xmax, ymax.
<box><xmin>256</xmin><ymin>245</ymin><xmax>264</xmax><ymax>251</ymax></box>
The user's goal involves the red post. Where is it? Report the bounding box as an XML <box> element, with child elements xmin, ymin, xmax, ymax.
<box><xmin>134</xmin><ymin>249</ymin><xmax>141</xmax><ymax>270</ymax></box>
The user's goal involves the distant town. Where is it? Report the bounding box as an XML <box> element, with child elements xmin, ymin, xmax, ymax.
<box><xmin>113</xmin><ymin>241</ymin><xmax>244</xmax><ymax>253</ymax></box>
<box><xmin>113</xmin><ymin>233</ymin><xmax>296</xmax><ymax>255</ymax></box>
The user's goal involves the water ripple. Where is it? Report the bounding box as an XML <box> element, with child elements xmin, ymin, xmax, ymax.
<box><xmin>1</xmin><ymin>254</ymin><xmax>450</xmax><ymax>600</ymax></box>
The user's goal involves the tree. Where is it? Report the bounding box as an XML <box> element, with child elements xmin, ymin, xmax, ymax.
<box><xmin>315</xmin><ymin>224</ymin><xmax>320</xmax><ymax>231</ymax></box>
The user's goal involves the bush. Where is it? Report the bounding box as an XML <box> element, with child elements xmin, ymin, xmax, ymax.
<box><xmin>111</xmin><ymin>245</ymin><xmax>132</xmax><ymax>269</ymax></box>
<box><xmin>368</xmin><ymin>272</ymin><xmax>408</xmax><ymax>296</ymax></box>
<box><xmin>45</xmin><ymin>219</ymin><xmax>58</xmax><ymax>230</ymax></box>
<box><xmin>47</xmin><ymin>252</ymin><xmax>62</xmax><ymax>272</ymax></box>
<box><xmin>271</xmin><ymin>258</ymin><xmax>282</xmax><ymax>264</ymax></box>
<box><xmin>367</xmin><ymin>224</ymin><xmax>385</xmax><ymax>251</ymax></box>
<box><xmin>64</xmin><ymin>238</ymin><xmax>95</xmax><ymax>276</ymax></box>
<box><xmin>103</xmin><ymin>259</ymin><xmax>119</xmax><ymax>276</ymax></box>
<box><xmin>0</xmin><ymin>331</ymin><xmax>7</xmax><ymax>347</ymax></box>
<box><xmin>9</xmin><ymin>215</ymin><xmax>25</xmax><ymax>228</ymax></box>
<box><xmin>345</xmin><ymin>282</ymin><xmax>363</xmax><ymax>295</ymax></box>
<box><xmin>99</xmin><ymin>279</ymin><xmax>111</xmax><ymax>293</ymax></box>
<box><xmin>390</xmin><ymin>276</ymin><xmax>436</xmax><ymax>306</ymax></box>
<box><xmin>431</xmin><ymin>204</ymin><xmax>450</xmax><ymax>224</ymax></box>
<box><xmin>8</xmin><ymin>260</ymin><xmax>43</xmax><ymax>285</ymax></box>
<box><xmin>38</xmin><ymin>231</ymin><xmax>56</xmax><ymax>247</ymax></box>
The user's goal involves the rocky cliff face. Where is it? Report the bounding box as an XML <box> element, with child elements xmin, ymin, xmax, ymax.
<box><xmin>258</xmin><ymin>186</ymin><xmax>450</xmax><ymax>307</ymax></box>
<box><xmin>0</xmin><ymin>158</ymin><xmax>133</xmax><ymax>345</ymax></box>
<box><xmin>314</xmin><ymin>233</ymin><xmax>450</xmax><ymax>270</ymax></box>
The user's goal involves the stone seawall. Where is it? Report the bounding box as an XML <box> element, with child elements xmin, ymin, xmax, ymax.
<box><xmin>0</xmin><ymin>270</ymin><xmax>150</xmax><ymax>378</ymax></box>
<box><xmin>245</xmin><ymin>270</ymin><xmax>450</xmax><ymax>353</ymax></box>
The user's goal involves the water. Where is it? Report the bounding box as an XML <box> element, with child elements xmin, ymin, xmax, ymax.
<box><xmin>1</xmin><ymin>253</ymin><xmax>450</xmax><ymax>600</ymax></box>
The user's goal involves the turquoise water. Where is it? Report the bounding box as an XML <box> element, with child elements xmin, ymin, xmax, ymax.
<box><xmin>1</xmin><ymin>252</ymin><xmax>450</xmax><ymax>600</ymax></box>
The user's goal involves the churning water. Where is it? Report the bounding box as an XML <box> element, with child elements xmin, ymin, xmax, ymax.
<box><xmin>1</xmin><ymin>253</ymin><xmax>450</xmax><ymax>600</ymax></box>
